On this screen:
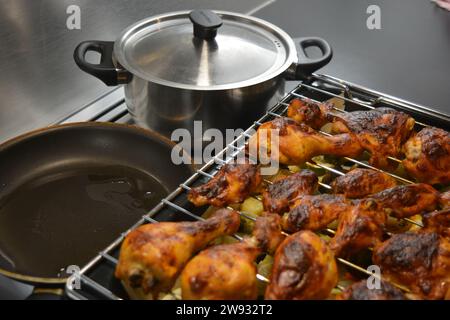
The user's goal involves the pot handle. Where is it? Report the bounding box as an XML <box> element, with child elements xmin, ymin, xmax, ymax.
<box><xmin>292</xmin><ymin>37</ymin><xmax>333</xmax><ymax>80</ymax></box>
<box><xmin>74</xmin><ymin>41</ymin><xmax>130</xmax><ymax>86</ymax></box>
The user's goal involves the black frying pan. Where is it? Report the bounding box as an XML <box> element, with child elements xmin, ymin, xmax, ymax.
<box><xmin>0</xmin><ymin>122</ymin><xmax>193</xmax><ymax>294</ymax></box>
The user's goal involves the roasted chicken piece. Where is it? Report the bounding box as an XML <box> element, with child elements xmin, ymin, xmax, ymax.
<box><xmin>188</xmin><ymin>163</ymin><xmax>261</xmax><ymax>207</ymax></box>
<box><xmin>115</xmin><ymin>208</ymin><xmax>240</xmax><ymax>299</ymax></box>
<box><xmin>252</xmin><ymin>213</ymin><xmax>286</xmax><ymax>255</ymax></box>
<box><xmin>371</xmin><ymin>183</ymin><xmax>439</xmax><ymax>218</ymax></box>
<box><xmin>181</xmin><ymin>214</ymin><xmax>284</xmax><ymax>300</ymax></box>
<box><xmin>287</xmin><ymin>98</ymin><xmax>333</xmax><ymax>130</ymax></box>
<box><xmin>440</xmin><ymin>191</ymin><xmax>450</xmax><ymax>209</ymax></box>
<box><xmin>181</xmin><ymin>242</ymin><xmax>260</xmax><ymax>300</ymax></box>
<box><xmin>423</xmin><ymin>209</ymin><xmax>450</xmax><ymax>238</ymax></box>
<box><xmin>265</xmin><ymin>230</ymin><xmax>338</xmax><ymax>300</ymax></box>
<box><xmin>402</xmin><ymin>127</ymin><xmax>450</xmax><ymax>185</ymax></box>
<box><xmin>248</xmin><ymin>117</ymin><xmax>363</xmax><ymax>165</ymax></box>
<box><xmin>262</xmin><ymin>170</ymin><xmax>318</xmax><ymax>214</ymax></box>
<box><xmin>338</xmin><ymin>279</ymin><xmax>405</xmax><ymax>300</ymax></box>
<box><xmin>281</xmin><ymin>194</ymin><xmax>350</xmax><ymax>232</ymax></box>
<box><xmin>330</xmin><ymin>199</ymin><xmax>386</xmax><ymax>258</ymax></box>
<box><xmin>287</xmin><ymin>99</ymin><xmax>416</xmax><ymax>170</ymax></box>
<box><xmin>331</xmin><ymin>168</ymin><xmax>397</xmax><ymax>198</ymax></box>
<box><xmin>330</xmin><ymin>107</ymin><xmax>415</xmax><ymax>169</ymax></box>
<box><xmin>373</xmin><ymin>231</ymin><xmax>450</xmax><ymax>299</ymax></box>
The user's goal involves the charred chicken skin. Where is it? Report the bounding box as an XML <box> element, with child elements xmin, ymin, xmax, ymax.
<box><xmin>423</xmin><ymin>209</ymin><xmax>450</xmax><ymax>238</ymax></box>
<box><xmin>440</xmin><ymin>191</ymin><xmax>450</xmax><ymax>209</ymax></box>
<box><xmin>188</xmin><ymin>163</ymin><xmax>261</xmax><ymax>207</ymax></box>
<box><xmin>252</xmin><ymin>213</ymin><xmax>286</xmax><ymax>255</ymax></box>
<box><xmin>402</xmin><ymin>127</ymin><xmax>450</xmax><ymax>185</ymax></box>
<box><xmin>265</xmin><ymin>230</ymin><xmax>338</xmax><ymax>300</ymax></box>
<box><xmin>331</xmin><ymin>168</ymin><xmax>397</xmax><ymax>198</ymax></box>
<box><xmin>330</xmin><ymin>200</ymin><xmax>386</xmax><ymax>258</ymax></box>
<box><xmin>329</xmin><ymin>107</ymin><xmax>415</xmax><ymax>169</ymax></box>
<box><xmin>115</xmin><ymin>208</ymin><xmax>240</xmax><ymax>298</ymax></box>
<box><xmin>287</xmin><ymin>98</ymin><xmax>334</xmax><ymax>130</ymax></box>
<box><xmin>286</xmin><ymin>98</ymin><xmax>415</xmax><ymax>170</ymax></box>
<box><xmin>371</xmin><ymin>183</ymin><xmax>439</xmax><ymax>218</ymax></box>
<box><xmin>373</xmin><ymin>231</ymin><xmax>450</xmax><ymax>300</ymax></box>
<box><xmin>262</xmin><ymin>170</ymin><xmax>318</xmax><ymax>214</ymax></box>
<box><xmin>282</xmin><ymin>194</ymin><xmax>350</xmax><ymax>232</ymax></box>
<box><xmin>181</xmin><ymin>242</ymin><xmax>261</xmax><ymax>300</ymax></box>
<box><xmin>338</xmin><ymin>279</ymin><xmax>405</xmax><ymax>300</ymax></box>
<box><xmin>248</xmin><ymin>117</ymin><xmax>363</xmax><ymax>165</ymax></box>
<box><xmin>181</xmin><ymin>214</ymin><xmax>284</xmax><ymax>300</ymax></box>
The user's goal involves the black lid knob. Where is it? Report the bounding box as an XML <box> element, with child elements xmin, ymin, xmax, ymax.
<box><xmin>189</xmin><ymin>10</ymin><xmax>223</xmax><ymax>40</ymax></box>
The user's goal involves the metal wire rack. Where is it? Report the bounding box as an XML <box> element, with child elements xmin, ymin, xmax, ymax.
<box><xmin>65</xmin><ymin>73</ymin><xmax>449</xmax><ymax>300</ymax></box>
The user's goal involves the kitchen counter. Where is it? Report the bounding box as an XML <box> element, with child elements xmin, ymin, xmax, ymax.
<box><xmin>258</xmin><ymin>0</ymin><xmax>450</xmax><ymax>118</ymax></box>
<box><xmin>0</xmin><ymin>0</ymin><xmax>270</xmax><ymax>144</ymax></box>
<box><xmin>0</xmin><ymin>0</ymin><xmax>448</xmax><ymax>147</ymax></box>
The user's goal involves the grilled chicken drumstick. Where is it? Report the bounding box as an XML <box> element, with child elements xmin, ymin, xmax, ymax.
<box><xmin>423</xmin><ymin>209</ymin><xmax>450</xmax><ymax>238</ymax></box>
<box><xmin>440</xmin><ymin>191</ymin><xmax>450</xmax><ymax>209</ymax></box>
<box><xmin>331</xmin><ymin>172</ymin><xmax>439</xmax><ymax>218</ymax></box>
<box><xmin>287</xmin><ymin>98</ymin><xmax>415</xmax><ymax>170</ymax></box>
<box><xmin>188</xmin><ymin>163</ymin><xmax>261</xmax><ymax>207</ymax></box>
<box><xmin>370</xmin><ymin>183</ymin><xmax>439</xmax><ymax>218</ymax></box>
<box><xmin>248</xmin><ymin>117</ymin><xmax>363</xmax><ymax>165</ymax></box>
<box><xmin>282</xmin><ymin>182</ymin><xmax>435</xmax><ymax>235</ymax></box>
<box><xmin>329</xmin><ymin>107</ymin><xmax>415</xmax><ymax>170</ymax></box>
<box><xmin>265</xmin><ymin>230</ymin><xmax>338</xmax><ymax>300</ymax></box>
<box><xmin>330</xmin><ymin>199</ymin><xmax>386</xmax><ymax>258</ymax></box>
<box><xmin>402</xmin><ymin>127</ymin><xmax>450</xmax><ymax>185</ymax></box>
<box><xmin>262</xmin><ymin>170</ymin><xmax>318</xmax><ymax>214</ymax></box>
<box><xmin>115</xmin><ymin>208</ymin><xmax>240</xmax><ymax>299</ymax></box>
<box><xmin>181</xmin><ymin>242</ymin><xmax>261</xmax><ymax>300</ymax></box>
<box><xmin>252</xmin><ymin>213</ymin><xmax>286</xmax><ymax>255</ymax></box>
<box><xmin>287</xmin><ymin>98</ymin><xmax>334</xmax><ymax>130</ymax></box>
<box><xmin>338</xmin><ymin>280</ymin><xmax>405</xmax><ymax>300</ymax></box>
<box><xmin>282</xmin><ymin>194</ymin><xmax>350</xmax><ymax>232</ymax></box>
<box><xmin>373</xmin><ymin>231</ymin><xmax>450</xmax><ymax>300</ymax></box>
<box><xmin>331</xmin><ymin>168</ymin><xmax>397</xmax><ymax>198</ymax></box>
<box><xmin>181</xmin><ymin>214</ymin><xmax>284</xmax><ymax>300</ymax></box>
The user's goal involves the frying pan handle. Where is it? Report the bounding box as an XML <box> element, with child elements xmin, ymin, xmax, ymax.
<box><xmin>26</xmin><ymin>288</ymin><xmax>66</xmax><ymax>300</ymax></box>
<box><xmin>74</xmin><ymin>40</ymin><xmax>131</xmax><ymax>86</ymax></box>
<box><xmin>292</xmin><ymin>37</ymin><xmax>333</xmax><ymax>80</ymax></box>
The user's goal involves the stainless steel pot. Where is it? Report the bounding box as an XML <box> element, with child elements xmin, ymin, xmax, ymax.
<box><xmin>74</xmin><ymin>10</ymin><xmax>332</xmax><ymax>139</ymax></box>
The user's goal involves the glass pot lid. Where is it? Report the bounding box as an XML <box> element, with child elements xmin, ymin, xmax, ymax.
<box><xmin>113</xmin><ymin>10</ymin><xmax>297</xmax><ymax>90</ymax></box>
